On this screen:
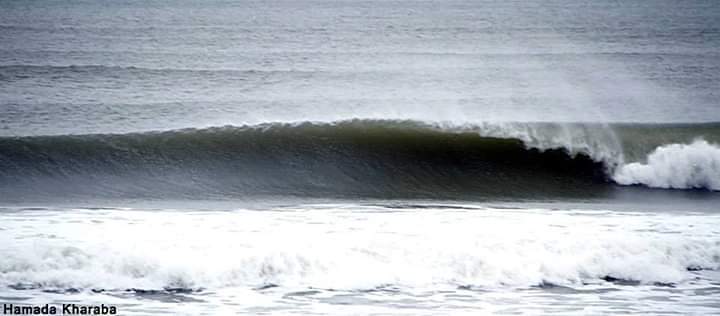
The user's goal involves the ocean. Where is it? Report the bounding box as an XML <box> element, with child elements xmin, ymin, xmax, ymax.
<box><xmin>1</xmin><ymin>0</ymin><xmax>719</xmax><ymax>315</ymax></box>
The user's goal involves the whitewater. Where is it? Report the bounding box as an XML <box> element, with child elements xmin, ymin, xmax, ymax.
<box><xmin>1</xmin><ymin>204</ymin><xmax>719</xmax><ymax>315</ymax></box>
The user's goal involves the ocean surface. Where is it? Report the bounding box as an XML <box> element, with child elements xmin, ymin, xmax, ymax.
<box><xmin>1</xmin><ymin>0</ymin><xmax>720</xmax><ymax>315</ymax></box>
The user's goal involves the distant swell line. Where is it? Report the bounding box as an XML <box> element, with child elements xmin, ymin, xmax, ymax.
<box><xmin>0</xmin><ymin>64</ymin><xmax>336</xmax><ymax>75</ymax></box>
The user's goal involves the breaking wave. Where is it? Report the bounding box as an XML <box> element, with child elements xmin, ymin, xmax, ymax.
<box><xmin>0</xmin><ymin>119</ymin><xmax>718</xmax><ymax>201</ymax></box>
<box><xmin>613</xmin><ymin>139</ymin><xmax>720</xmax><ymax>190</ymax></box>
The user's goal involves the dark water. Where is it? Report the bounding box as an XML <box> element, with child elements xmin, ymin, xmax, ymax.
<box><xmin>1</xmin><ymin>120</ymin><xmax>719</xmax><ymax>203</ymax></box>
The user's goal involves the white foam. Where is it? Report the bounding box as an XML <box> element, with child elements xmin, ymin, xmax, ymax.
<box><xmin>613</xmin><ymin>139</ymin><xmax>720</xmax><ymax>191</ymax></box>
<box><xmin>0</xmin><ymin>207</ymin><xmax>718</xmax><ymax>291</ymax></box>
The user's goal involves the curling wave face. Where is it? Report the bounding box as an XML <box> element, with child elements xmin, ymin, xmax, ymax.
<box><xmin>0</xmin><ymin>119</ymin><xmax>719</xmax><ymax>201</ymax></box>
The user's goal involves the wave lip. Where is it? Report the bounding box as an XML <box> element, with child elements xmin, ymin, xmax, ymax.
<box><xmin>613</xmin><ymin>139</ymin><xmax>720</xmax><ymax>191</ymax></box>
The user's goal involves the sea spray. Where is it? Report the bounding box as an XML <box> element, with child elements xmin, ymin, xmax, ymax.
<box><xmin>613</xmin><ymin>139</ymin><xmax>720</xmax><ymax>191</ymax></box>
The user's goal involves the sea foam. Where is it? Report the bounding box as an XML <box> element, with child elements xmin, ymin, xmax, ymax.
<box><xmin>1</xmin><ymin>207</ymin><xmax>718</xmax><ymax>292</ymax></box>
<box><xmin>613</xmin><ymin>139</ymin><xmax>720</xmax><ymax>191</ymax></box>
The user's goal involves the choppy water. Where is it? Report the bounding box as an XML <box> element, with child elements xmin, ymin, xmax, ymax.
<box><xmin>1</xmin><ymin>0</ymin><xmax>720</xmax><ymax>314</ymax></box>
